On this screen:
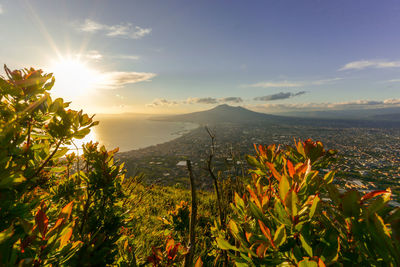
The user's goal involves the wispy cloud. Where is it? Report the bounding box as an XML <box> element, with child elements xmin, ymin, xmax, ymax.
<box><xmin>0</xmin><ymin>4</ymin><xmax>3</xmax><ymax>14</ymax></box>
<box><xmin>100</xmin><ymin>72</ymin><xmax>156</xmax><ymax>89</ymax></box>
<box><xmin>112</xmin><ymin>55</ymin><xmax>140</xmax><ymax>60</ymax></box>
<box><xmin>79</xmin><ymin>19</ymin><xmax>152</xmax><ymax>39</ymax></box>
<box><xmin>310</xmin><ymin>78</ymin><xmax>343</xmax><ymax>85</ymax></box>
<box><xmin>84</xmin><ymin>50</ymin><xmax>103</xmax><ymax>60</ymax></box>
<box><xmin>254</xmin><ymin>91</ymin><xmax>307</xmax><ymax>101</ymax></box>
<box><xmin>385</xmin><ymin>79</ymin><xmax>400</xmax><ymax>83</ymax></box>
<box><xmin>245</xmin><ymin>78</ymin><xmax>342</xmax><ymax>88</ymax></box>
<box><xmin>247</xmin><ymin>81</ymin><xmax>303</xmax><ymax>88</ymax></box>
<box><xmin>339</xmin><ymin>60</ymin><xmax>400</xmax><ymax>71</ymax></box>
<box><xmin>81</xmin><ymin>50</ymin><xmax>140</xmax><ymax>61</ymax></box>
<box><xmin>146</xmin><ymin>98</ymin><xmax>178</xmax><ymax>107</ymax></box>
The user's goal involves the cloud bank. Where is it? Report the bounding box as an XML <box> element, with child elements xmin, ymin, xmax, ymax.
<box><xmin>147</xmin><ymin>96</ymin><xmax>244</xmax><ymax>108</ymax></box>
<box><xmin>252</xmin><ymin>98</ymin><xmax>400</xmax><ymax>113</ymax></box>
<box><xmin>80</xmin><ymin>19</ymin><xmax>152</xmax><ymax>39</ymax></box>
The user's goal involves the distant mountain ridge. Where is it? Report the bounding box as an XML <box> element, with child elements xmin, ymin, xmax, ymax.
<box><xmin>154</xmin><ymin>104</ymin><xmax>400</xmax><ymax>128</ymax></box>
<box><xmin>277</xmin><ymin>107</ymin><xmax>400</xmax><ymax>121</ymax></box>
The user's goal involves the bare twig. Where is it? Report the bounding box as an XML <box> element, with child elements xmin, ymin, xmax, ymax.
<box><xmin>205</xmin><ymin>127</ymin><xmax>228</xmax><ymax>266</ymax></box>
<box><xmin>205</xmin><ymin>127</ymin><xmax>224</xmax><ymax>225</ymax></box>
<box><xmin>184</xmin><ymin>160</ymin><xmax>197</xmax><ymax>267</ymax></box>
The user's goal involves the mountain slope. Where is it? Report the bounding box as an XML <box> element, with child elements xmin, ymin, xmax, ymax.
<box><xmin>154</xmin><ymin>104</ymin><xmax>400</xmax><ymax>128</ymax></box>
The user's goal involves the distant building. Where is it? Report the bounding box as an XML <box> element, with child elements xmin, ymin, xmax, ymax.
<box><xmin>176</xmin><ymin>161</ymin><xmax>187</xmax><ymax>167</ymax></box>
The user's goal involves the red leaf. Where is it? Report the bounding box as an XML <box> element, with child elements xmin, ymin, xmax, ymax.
<box><xmin>35</xmin><ymin>208</ymin><xmax>48</xmax><ymax>238</ymax></box>
<box><xmin>256</xmin><ymin>243</ymin><xmax>267</xmax><ymax>258</ymax></box>
<box><xmin>361</xmin><ymin>190</ymin><xmax>390</xmax><ymax>202</ymax></box>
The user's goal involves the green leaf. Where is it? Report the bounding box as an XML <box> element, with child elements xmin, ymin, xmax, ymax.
<box><xmin>73</xmin><ymin>128</ymin><xmax>90</xmax><ymax>139</ymax></box>
<box><xmin>298</xmin><ymin>257</ymin><xmax>318</xmax><ymax>267</ymax></box>
<box><xmin>246</xmin><ymin>155</ymin><xmax>261</xmax><ymax>168</ymax></box>
<box><xmin>279</xmin><ymin>175</ymin><xmax>290</xmax><ymax>200</ymax></box>
<box><xmin>0</xmin><ymin>173</ymin><xmax>26</xmax><ymax>189</ymax></box>
<box><xmin>309</xmin><ymin>195</ymin><xmax>320</xmax><ymax>219</ymax></box>
<box><xmin>216</xmin><ymin>238</ymin><xmax>239</xmax><ymax>251</ymax></box>
<box><xmin>0</xmin><ymin>226</ymin><xmax>14</xmax><ymax>244</ymax></box>
<box><xmin>284</xmin><ymin>190</ymin><xmax>298</xmax><ymax>217</ymax></box>
<box><xmin>229</xmin><ymin>220</ymin><xmax>239</xmax><ymax>235</ymax></box>
<box><xmin>273</xmin><ymin>224</ymin><xmax>286</xmax><ymax>247</ymax></box>
<box><xmin>53</xmin><ymin>147</ymin><xmax>69</xmax><ymax>159</ymax></box>
<box><xmin>342</xmin><ymin>190</ymin><xmax>360</xmax><ymax>218</ymax></box>
<box><xmin>249</xmin><ymin>201</ymin><xmax>265</xmax><ymax>221</ymax></box>
<box><xmin>323</xmin><ymin>171</ymin><xmax>335</xmax><ymax>184</ymax></box>
<box><xmin>300</xmin><ymin>234</ymin><xmax>313</xmax><ymax>257</ymax></box>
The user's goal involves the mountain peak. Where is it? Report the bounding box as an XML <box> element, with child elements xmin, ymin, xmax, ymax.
<box><xmin>212</xmin><ymin>104</ymin><xmax>244</xmax><ymax>110</ymax></box>
<box><xmin>157</xmin><ymin>103</ymin><xmax>277</xmax><ymax>124</ymax></box>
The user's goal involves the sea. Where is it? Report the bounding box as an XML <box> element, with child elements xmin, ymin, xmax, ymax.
<box><xmin>70</xmin><ymin>115</ymin><xmax>198</xmax><ymax>153</ymax></box>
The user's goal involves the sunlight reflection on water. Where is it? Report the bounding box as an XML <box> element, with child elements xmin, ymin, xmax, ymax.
<box><xmin>66</xmin><ymin>129</ymin><xmax>97</xmax><ymax>155</ymax></box>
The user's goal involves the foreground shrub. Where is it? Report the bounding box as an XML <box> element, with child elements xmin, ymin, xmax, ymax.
<box><xmin>0</xmin><ymin>66</ymin><xmax>127</xmax><ymax>265</ymax></box>
<box><xmin>216</xmin><ymin>140</ymin><xmax>400</xmax><ymax>266</ymax></box>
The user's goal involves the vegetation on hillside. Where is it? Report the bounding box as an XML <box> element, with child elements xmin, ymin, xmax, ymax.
<box><xmin>1</xmin><ymin>66</ymin><xmax>399</xmax><ymax>266</ymax></box>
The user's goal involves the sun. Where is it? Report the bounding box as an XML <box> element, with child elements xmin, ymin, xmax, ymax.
<box><xmin>49</xmin><ymin>57</ymin><xmax>103</xmax><ymax>101</ymax></box>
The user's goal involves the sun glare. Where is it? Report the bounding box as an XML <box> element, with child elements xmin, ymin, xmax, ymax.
<box><xmin>49</xmin><ymin>57</ymin><xmax>103</xmax><ymax>101</ymax></box>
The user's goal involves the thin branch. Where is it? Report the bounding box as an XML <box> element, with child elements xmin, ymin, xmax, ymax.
<box><xmin>184</xmin><ymin>160</ymin><xmax>197</xmax><ymax>267</ymax></box>
<box><xmin>30</xmin><ymin>138</ymin><xmax>62</xmax><ymax>179</ymax></box>
<box><xmin>71</xmin><ymin>140</ymin><xmax>81</xmax><ymax>180</ymax></box>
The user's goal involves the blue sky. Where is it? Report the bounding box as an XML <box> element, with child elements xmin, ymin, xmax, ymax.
<box><xmin>1</xmin><ymin>0</ymin><xmax>400</xmax><ymax>114</ymax></box>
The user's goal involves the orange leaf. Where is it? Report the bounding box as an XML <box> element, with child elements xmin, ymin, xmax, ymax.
<box><xmin>248</xmin><ymin>186</ymin><xmax>262</xmax><ymax>210</ymax></box>
<box><xmin>47</xmin><ymin>218</ymin><xmax>64</xmax><ymax>236</ymax></box>
<box><xmin>195</xmin><ymin>256</ymin><xmax>203</xmax><ymax>267</ymax></box>
<box><xmin>266</xmin><ymin>163</ymin><xmax>281</xmax><ymax>182</ymax></box>
<box><xmin>245</xmin><ymin>232</ymin><xmax>252</xmax><ymax>242</ymax></box>
<box><xmin>60</xmin><ymin>228</ymin><xmax>73</xmax><ymax>248</ymax></box>
<box><xmin>258</xmin><ymin>220</ymin><xmax>275</xmax><ymax>248</ymax></box>
<box><xmin>318</xmin><ymin>258</ymin><xmax>326</xmax><ymax>267</ymax></box>
<box><xmin>287</xmin><ymin>160</ymin><xmax>295</xmax><ymax>178</ymax></box>
<box><xmin>166</xmin><ymin>238</ymin><xmax>175</xmax><ymax>252</ymax></box>
<box><xmin>59</xmin><ymin>201</ymin><xmax>74</xmax><ymax>221</ymax></box>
